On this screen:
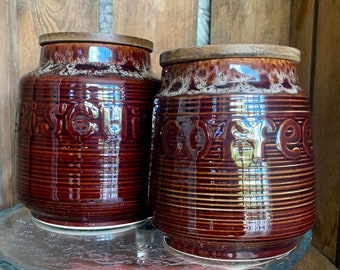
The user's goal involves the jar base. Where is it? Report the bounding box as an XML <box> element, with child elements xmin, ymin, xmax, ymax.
<box><xmin>32</xmin><ymin>214</ymin><xmax>145</xmax><ymax>235</ymax></box>
<box><xmin>22</xmin><ymin>199</ymin><xmax>148</xmax><ymax>230</ymax></box>
<box><xmin>164</xmin><ymin>236</ymin><xmax>297</xmax><ymax>261</ymax></box>
<box><xmin>31</xmin><ymin>210</ymin><xmax>145</xmax><ymax>233</ymax></box>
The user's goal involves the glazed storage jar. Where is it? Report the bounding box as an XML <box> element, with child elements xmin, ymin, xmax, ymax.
<box><xmin>16</xmin><ymin>32</ymin><xmax>159</xmax><ymax>228</ymax></box>
<box><xmin>149</xmin><ymin>44</ymin><xmax>315</xmax><ymax>260</ymax></box>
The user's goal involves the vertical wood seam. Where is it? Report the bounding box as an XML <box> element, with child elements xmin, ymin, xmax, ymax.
<box><xmin>98</xmin><ymin>0</ymin><xmax>112</xmax><ymax>33</ymax></box>
<box><xmin>309</xmin><ymin>0</ymin><xmax>319</xmax><ymax>111</ymax></box>
<box><xmin>197</xmin><ymin>0</ymin><xmax>211</xmax><ymax>45</ymax></box>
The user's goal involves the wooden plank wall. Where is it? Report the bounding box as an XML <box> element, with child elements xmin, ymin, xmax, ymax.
<box><xmin>0</xmin><ymin>0</ymin><xmax>18</xmax><ymax>211</ymax></box>
<box><xmin>289</xmin><ymin>0</ymin><xmax>316</xmax><ymax>97</ymax></box>
<box><xmin>17</xmin><ymin>0</ymin><xmax>99</xmax><ymax>77</ymax></box>
<box><xmin>290</xmin><ymin>0</ymin><xmax>340</xmax><ymax>265</ymax></box>
<box><xmin>210</xmin><ymin>0</ymin><xmax>291</xmax><ymax>46</ymax></box>
<box><xmin>310</xmin><ymin>0</ymin><xmax>340</xmax><ymax>264</ymax></box>
<box><xmin>111</xmin><ymin>0</ymin><xmax>199</xmax><ymax>78</ymax></box>
<box><xmin>0</xmin><ymin>0</ymin><xmax>339</xmax><ymax>267</ymax></box>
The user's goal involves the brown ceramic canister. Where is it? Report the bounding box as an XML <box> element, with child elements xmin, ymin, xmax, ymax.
<box><xmin>149</xmin><ymin>44</ymin><xmax>316</xmax><ymax>260</ymax></box>
<box><xmin>16</xmin><ymin>32</ymin><xmax>159</xmax><ymax>228</ymax></box>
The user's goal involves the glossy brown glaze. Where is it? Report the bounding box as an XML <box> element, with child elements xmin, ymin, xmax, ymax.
<box><xmin>149</xmin><ymin>45</ymin><xmax>315</xmax><ymax>260</ymax></box>
<box><xmin>16</xmin><ymin>32</ymin><xmax>160</xmax><ymax>228</ymax></box>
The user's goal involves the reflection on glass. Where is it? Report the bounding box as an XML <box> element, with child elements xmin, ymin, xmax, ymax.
<box><xmin>230</xmin><ymin>95</ymin><xmax>272</xmax><ymax>235</ymax></box>
<box><xmin>98</xmin><ymin>139</ymin><xmax>120</xmax><ymax>201</ymax></box>
<box><xmin>230</xmin><ymin>64</ymin><xmax>260</xmax><ymax>82</ymax></box>
<box><xmin>0</xmin><ymin>205</ymin><xmax>312</xmax><ymax>269</ymax></box>
<box><xmin>89</xmin><ymin>46</ymin><xmax>113</xmax><ymax>62</ymax></box>
<box><xmin>93</xmin><ymin>83</ymin><xmax>125</xmax><ymax>202</ymax></box>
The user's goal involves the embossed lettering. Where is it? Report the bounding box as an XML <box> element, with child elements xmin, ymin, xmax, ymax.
<box><xmin>231</xmin><ymin>117</ymin><xmax>276</xmax><ymax>161</ymax></box>
<box><xmin>65</xmin><ymin>102</ymin><xmax>99</xmax><ymax>140</ymax></box>
<box><xmin>276</xmin><ymin>118</ymin><xmax>301</xmax><ymax>159</ymax></box>
<box><xmin>131</xmin><ymin>106</ymin><xmax>142</xmax><ymax>140</ymax></box>
<box><xmin>215</xmin><ymin>120</ymin><xmax>232</xmax><ymax>161</ymax></box>
<box><xmin>19</xmin><ymin>98</ymin><xmax>148</xmax><ymax>142</ymax></box>
<box><xmin>302</xmin><ymin>119</ymin><xmax>313</xmax><ymax>158</ymax></box>
<box><xmin>41</xmin><ymin>103</ymin><xmax>67</xmax><ymax>136</ymax></box>
<box><xmin>162</xmin><ymin>120</ymin><xmax>182</xmax><ymax>158</ymax></box>
<box><xmin>161</xmin><ymin>116</ymin><xmax>312</xmax><ymax>161</ymax></box>
<box><xmin>18</xmin><ymin>101</ymin><xmax>36</xmax><ymax>136</ymax></box>
<box><xmin>101</xmin><ymin>103</ymin><xmax>127</xmax><ymax>141</ymax></box>
<box><xmin>183</xmin><ymin>120</ymin><xmax>213</xmax><ymax>159</ymax></box>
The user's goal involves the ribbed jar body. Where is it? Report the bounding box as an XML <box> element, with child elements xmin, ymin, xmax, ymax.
<box><xmin>149</xmin><ymin>45</ymin><xmax>315</xmax><ymax>260</ymax></box>
<box><xmin>16</xmin><ymin>32</ymin><xmax>159</xmax><ymax>228</ymax></box>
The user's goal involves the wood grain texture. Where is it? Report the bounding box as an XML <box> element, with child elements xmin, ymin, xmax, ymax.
<box><xmin>111</xmin><ymin>0</ymin><xmax>199</xmax><ymax>78</ymax></box>
<box><xmin>210</xmin><ymin>0</ymin><xmax>291</xmax><ymax>45</ymax></box>
<box><xmin>311</xmin><ymin>0</ymin><xmax>340</xmax><ymax>264</ymax></box>
<box><xmin>0</xmin><ymin>0</ymin><xmax>18</xmax><ymax>210</ymax></box>
<box><xmin>292</xmin><ymin>245</ymin><xmax>338</xmax><ymax>270</ymax></box>
<box><xmin>289</xmin><ymin>0</ymin><xmax>315</xmax><ymax>97</ymax></box>
<box><xmin>17</xmin><ymin>0</ymin><xmax>99</xmax><ymax>77</ymax></box>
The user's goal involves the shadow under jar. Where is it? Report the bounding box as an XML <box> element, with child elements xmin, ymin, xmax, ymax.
<box><xmin>149</xmin><ymin>44</ymin><xmax>316</xmax><ymax>260</ymax></box>
<box><xmin>16</xmin><ymin>32</ymin><xmax>159</xmax><ymax>228</ymax></box>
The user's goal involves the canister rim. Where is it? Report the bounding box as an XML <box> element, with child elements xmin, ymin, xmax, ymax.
<box><xmin>39</xmin><ymin>32</ymin><xmax>153</xmax><ymax>52</ymax></box>
<box><xmin>160</xmin><ymin>44</ymin><xmax>300</xmax><ymax>66</ymax></box>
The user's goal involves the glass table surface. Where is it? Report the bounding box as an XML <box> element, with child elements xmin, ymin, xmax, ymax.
<box><xmin>0</xmin><ymin>204</ymin><xmax>312</xmax><ymax>270</ymax></box>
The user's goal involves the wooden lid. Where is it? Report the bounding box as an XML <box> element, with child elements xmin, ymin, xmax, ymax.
<box><xmin>160</xmin><ymin>44</ymin><xmax>300</xmax><ymax>66</ymax></box>
<box><xmin>39</xmin><ymin>32</ymin><xmax>153</xmax><ymax>52</ymax></box>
